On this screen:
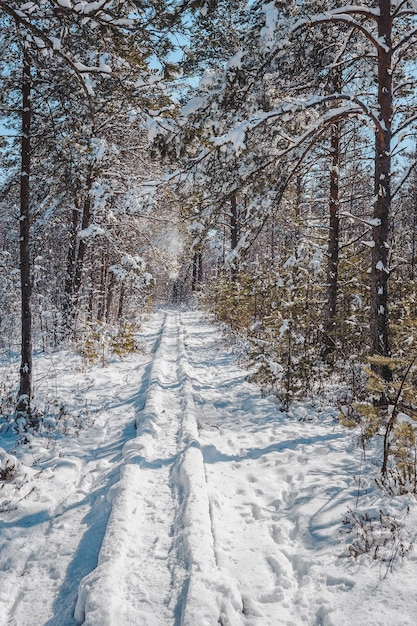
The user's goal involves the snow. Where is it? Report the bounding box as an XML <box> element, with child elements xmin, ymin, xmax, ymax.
<box><xmin>78</xmin><ymin>224</ymin><xmax>106</xmax><ymax>239</ymax></box>
<box><xmin>212</xmin><ymin>121</ymin><xmax>250</xmax><ymax>154</ymax></box>
<box><xmin>91</xmin><ymin>138</ymin><xmax>107</xmax><ymax>163</ymax></box>
<box><xmin>198</xmin><ymin>70</ymin><xmax>218</xmax><ymax>91</ymax></box>
<box><xmin>199</xmin><ymin>3</ymin><xmax>209</xmax><ymax>17</ymax></box>
<box><xmin>227</xmin><ymin>51</ymin><xmax>244</xmax><ymax>70</ymax></box>
<box><xmin>261</xmin><ymin>2</ymin><xmax>279</xmax><ymax>51</ymax></box>
<box><xmin>48</xmin><ymin>36</ymin><xmax>62</xmax><ymax>51</ymax></box>
<box><xmin>179</xmin><ymin>97</ymin><xmax>206</xmax><ymax>118</ymax></box>
<box><xmin>1</xmin><ymin>309</ymin><xmax>417</xmax><ymax>625</ymax></box>
<box><xmin>279</xmin><ymin>319</ymin><xmax>290</xmax><ymax>337</ymax></box>
<box><xmin>98</xmin><ymin>57</ymin><xmax>112</xmax><ymax>74</ymax></box>
<box><xmin>73</xmin><ymin>2</ymin><xmax>105</xmax><ymax>14</ymax></box>
<box><xmin>376</xmin><ymin>260</ymin><xmax>388</xmax><ymax>272</ymax></box>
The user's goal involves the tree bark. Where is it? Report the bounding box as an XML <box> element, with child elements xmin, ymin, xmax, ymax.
<box><xmin>117</xmin><ymin>284</ymin><xmax>125</xmax><ymax>319</ymax></box>
<box><xmin>63</xmin><ymin>200</ymin><xmax>80</xmax><ymax>328</ymax></box>
<box><xmin>97</xmin><ymin>250</ymin><xmax>108</xmax><ymax>321</ymax></box>
<box><xmin>191</xmin><ymin>251</ymin><xmax>203</xmax><ymax>292</ymax></box>
<box><xmin>370</xmin><ymin>0</ymin><xmax>392</xmax><ymax>381</ymax></box>
<box><xmin>270</xmin><ymin>213</ymin><xmax>276</xmax><ymax>265</ymax></box>
<box><xmin>18</xmin><ymin>47</ymin><xmax>33</xmax><ymax>403</ymax></box>
<box><xmin>106</xmin><ymin>271</ymin><xmax>116</xmax><ymax>323</ymax></box>
<box><xmin>322</xmin><ymin>72</ymin><xmax>342</xmax><ymax>359</ymax></box>
<box><xmin>73</xmin><ymin>164</ymin><xmax>93</xmax><ymax>308</ymax></box>
<box><xmin>197</xmin><ymin>251</ymin><xmax>203</xmax><ymax>283</ymax></box>
<box><xmin>230</xmin><ymin>194</ymin><xmax>238</xmax><ymax>281</ymax></box>
<box><xmin>409</xmin><ymin>154</ymin><xmax>417</xmax><ymax>281</ymax></box>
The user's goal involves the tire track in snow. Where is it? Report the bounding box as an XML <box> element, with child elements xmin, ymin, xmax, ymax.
<box><xmin>0</xmin><ymin>313</ymin><xmax>167</xmax><ymax>626</ymax></box>
<box><xmin>175</xmin><ymin>312</ymin><xmax>244</xmax><ymax>626</ymax></box>
<box><xmin>75</xmin><ymin>311</ymin><xmax>186</xmax><ymax>625</ymax></box>
<box><xmin>76</xmin><ymin>309</ymin><xmax>245</xmax><ymax>626</ymax></box>
<box><xmin>1</xmin><ymin>309</ymin><xmax>358</xmax><ymax>626</ymax></box>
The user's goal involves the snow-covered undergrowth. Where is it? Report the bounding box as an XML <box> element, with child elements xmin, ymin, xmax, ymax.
<box><xmin>0</xmin><ymin>309</ymin><xmax>417</xmax><ymax>626</ymax></box>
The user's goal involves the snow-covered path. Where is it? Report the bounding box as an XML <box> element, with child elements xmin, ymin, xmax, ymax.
<box><xmin>0</xmin><ymin>313</ymin><xmax>168</xmax><ymax>626</ymax></box>
<box><xmin>75</xmin><ymin>311</ymin><xmax>185</xmax><ymax>625</ymax></box>
<box><xmin>176</xmin><ymin>312</ymin><xmax>352</xmax><ymax>625</ymax></box>
<box><xmin>1</xmin><ymin>309</ymin><xmax>417</xmax><ymax>626</ymax></box>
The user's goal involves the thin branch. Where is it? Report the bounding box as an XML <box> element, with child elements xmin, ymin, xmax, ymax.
<box><xmin>392</xmin><ymin>158</ymin><xmax>417</xmax><ymax>199</ymax></box>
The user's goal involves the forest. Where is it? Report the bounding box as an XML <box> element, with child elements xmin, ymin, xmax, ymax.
<box><xmin>1</xmin><ymin>0</ymin><xmax>417</xmax><ymax>496</ymax></box>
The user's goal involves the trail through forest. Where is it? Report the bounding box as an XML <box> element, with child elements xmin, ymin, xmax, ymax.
<box><xmin>0</xmin><ymin>309</ymin><xmax>416</xmax><ymax>626</ymax></box>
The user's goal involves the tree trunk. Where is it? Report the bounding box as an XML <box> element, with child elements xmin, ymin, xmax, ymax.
<box><xmin>97</xmin><ymin>250</ymin><xmax>108</xmax><ymax>321</ymax></box>
<box><xmin>73</xmin><ymin>164</ymin><xmax>93</xmax><ymax>308</ymax></box>
<box><xmin>192</xmin><ymin>251</ymin><xmax>200</xmax><ymax>291</ymax></box>
<box><xmin>191</xmin><ymin>251</ymin><xmax>203</xmax><ymax>290</ymax></box>
<box><xmin>18</xmin><ymin>47</ymin><xmax>33</xmax><ymax>404</ymax></box>
<box><xmin>106</xmin><ymin>272</ymin><xmax>116</xmax><ymax>323</ymax></box>
<box><xmin>322</xmin><ymin>73</ymin><xmax>342</xmax><ymax>359</ymax></box>
<box><xmin>63</xmin><ymin>201</ymin><xmax>80</xmax><ymax>328</ymax></box>
<box><xmin>197</xmin><ymin>251</ymin><xmax>203</xmax><ymax>283</ymax></box>
<box><xmin>270</xmin><ymin>213</ymin><xmax>276</xmax><ymax>265</ymax></box>
<box><xmin>230</xmin><ymin>194</ymin><xmax>238</xmax><ymax>281</ymax></box>
<box><xmin>410</xmin><ymin>177</ymin><xmax>417</xmax><ymax>281</ymax></box>
<box><xmin>370</xmin><ymin>0</ymin><xmax>392</xmax><ymax>381</ymax></box>
<box><xmin>117</xmin><ymin>284</ymin><xmax>125</xmax><ymax>319</ymax></box>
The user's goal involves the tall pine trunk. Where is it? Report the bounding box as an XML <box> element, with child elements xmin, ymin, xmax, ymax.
<box><xmin>71</xmin><ymin>164</ymin><xmax>93</xmax><ymax>320</ymax></box>
<box><xmin>370</xmin><ymin>0</ymin><xmax>392</xmax><ymax>381</ymax></box>
<box><xmin>97</xmin><ymin>250</ymin><xmax>108</xmax><ymax>321</ymax></box>
<box><xmin>192</xmin><ymin>251</ymin><xmax>203</xmax><ymax>291</ymax></box>
<box><xmin>63</xmin><ymin>201</ymin><xmax>80</xmax><ymax>330</ymax></box>
<box><xmin>230</xmin><ymin>194</ymin><xmax>238</xmax><ymax>281</ymax></box>
<box><xmin>18</xmin><ymin>47</ymin><xmax>33</xmax><ymax>405</ymax></box>
<box><xmin>322</xmin><ymin>117</ymin><xmax>341</xmax><ymax>358</ymax></box>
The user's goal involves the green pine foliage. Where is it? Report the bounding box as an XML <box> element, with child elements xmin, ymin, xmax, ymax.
<box><xmin>206</xmin><ymin>242</ymin><xmax>326</xmax><ymax>409</ymax></box>
<box><xmin>333</xmin><ymin>251</ymin><xmax>370</xmax><ymax>359</ymax></box>
<box><xmin>111</xmin><ymin>323</ymin><xmax>139</xmax><ymax>357</ymax></box>
<box><xmin>79</xmin><ymin>321</ymin><xmax>140</xmax><ymax>367</ymax></box>
<box><xmin>342</xmin><ymin>355</ymin><xmax>417</xmax><ymax>494</ymax></box>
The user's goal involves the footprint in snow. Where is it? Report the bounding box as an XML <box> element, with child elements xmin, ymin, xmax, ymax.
<box><xmin>326</xmin><ymin>574</ymin><xmax>355</xmax><ymax>591</ymax></box>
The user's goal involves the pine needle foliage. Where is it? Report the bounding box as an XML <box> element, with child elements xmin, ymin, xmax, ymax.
<box><xmin>79</xmin><ymin>321</ymin><xmax>139</xmax><ymax>367</ymax></box>
<box><xmin>110</xmin><ymin>323</ymin><xmax>138</xmax><ymax>357</ymax></box>
<box><xmin>205</xmin><ymin>243</ymin><xmax>325</xmax><ymax>409</ymax></box>
<box><xmin>343</xmin><ymin>355</ymin><xmax>417</xmax><ymax>494</ymax></box>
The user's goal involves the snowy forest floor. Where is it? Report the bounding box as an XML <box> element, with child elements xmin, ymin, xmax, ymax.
<box><xmin>1</xmin><ymin>308</ymin><xmax>417</xmax><ymax>626</ymax></box>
